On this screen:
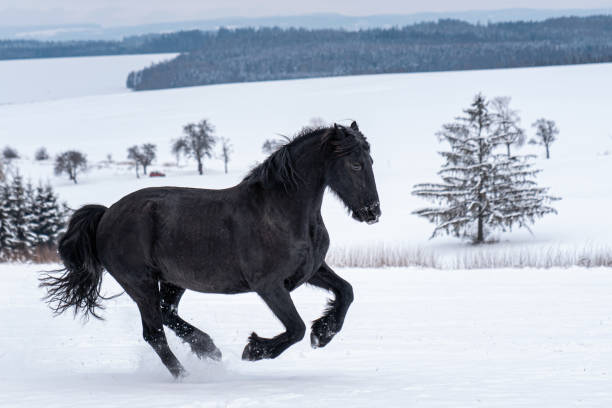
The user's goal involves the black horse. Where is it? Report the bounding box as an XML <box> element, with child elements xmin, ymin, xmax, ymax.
<box><xmin>41</xmin><ymin>121</ymin><xmax>381</xmax><ymax>378</ymax></box>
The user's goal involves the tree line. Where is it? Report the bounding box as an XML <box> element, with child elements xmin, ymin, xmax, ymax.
<box><xmin>126</xmin><ymin>16</ymin><xmax>612</xmax><ymax>90</ymax></box>
<box><xmin>0</xmin><ymin>173</ymin><xmax>68</xmax><ymax>261</ymax></box>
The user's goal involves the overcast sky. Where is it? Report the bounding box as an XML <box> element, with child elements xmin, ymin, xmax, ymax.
<box><xmin>2</xmin><ymin>0</ymin><xmax>612</xmax><ymax>26</ymax></box>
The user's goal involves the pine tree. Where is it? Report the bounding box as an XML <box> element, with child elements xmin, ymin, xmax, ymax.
<box><xmin>0</xmin><ymin>182</ymin><xmax>15</xmax><ymax>258</ymax></box>
<box><xmin>412</xmin><ymin>94</ymin><xmax>559</xmax><ymax>243</ymax></box>
<box><xmin>6</xmin><ymin>175</ymin><xmax>37</xmax><ymax>253</ymax></box>
<box><xmin>30</xmin><ymin>183</ymin><xmax>65</xmax><ymax>247</ymax></box>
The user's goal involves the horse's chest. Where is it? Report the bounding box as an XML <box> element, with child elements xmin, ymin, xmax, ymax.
<box><xmin>284</xmin><ymin>222</ymin><xmax>329</xmax><ymax>291</ymax></box>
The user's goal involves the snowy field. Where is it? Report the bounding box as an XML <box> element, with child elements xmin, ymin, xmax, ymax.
<box><xmin>1</xmin><ymin>55</ymin><xmax>612</xmax><ymax>406</ymax></box>
<box><xmin>2</xmin><ymin>263</ymin><xmax>612</xmax><ymax>407</ymax></box>
<box><xmin>0</xmin><ymin>57</ymin><xmax>611</xmax><ymax>256</ymax></box>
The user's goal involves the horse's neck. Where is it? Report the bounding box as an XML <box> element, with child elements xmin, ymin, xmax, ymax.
<box><xmin>274</xmin><ymin>157</ymin><xmax>327</xmax><ymax>223</ymax></box>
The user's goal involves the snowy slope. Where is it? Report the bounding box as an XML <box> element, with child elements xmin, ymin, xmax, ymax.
<box><xmin>2</xmin><ymin>263</ymin><xmax>612</xmax><ymax>407</ymax></box>
<box><xmin>0</xmin><ymin>53</ymin><xmax>177</xmax><ymax>105</ymax></box>
<box><xmin>1</xmin><ymin>60</ymin><xmax>611</xmax><ymax>251</ymax></box>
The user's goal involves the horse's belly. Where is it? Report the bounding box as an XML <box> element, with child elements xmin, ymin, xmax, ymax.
<box><xmin>158</xmin><ymin>257</ymin><xmax>251</xmax><ymax>294</ymax></box>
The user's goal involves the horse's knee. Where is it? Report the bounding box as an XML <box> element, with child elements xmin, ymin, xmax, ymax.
<box><xmin>340</xmin><ymin>281</ymin><xmax>354</xmax><ymax>305</ymax></box>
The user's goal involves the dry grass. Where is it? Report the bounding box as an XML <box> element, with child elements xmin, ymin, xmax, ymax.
<box><xmin>0</xmin><ymin>245</ymin><xmax>59</xmax><ymax>264</ymax></box>
<box><xmin>326</xmin><ymin>243</ymin><xmax>612</xmax><ymax>269</ymax></box>
<box><xmin>3</xmin><ymin>243</ymin><xmax>611</xmax><ymax>269</ymax></box>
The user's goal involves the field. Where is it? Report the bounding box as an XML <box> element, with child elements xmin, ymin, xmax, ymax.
<box><xmin>3</xmin><ymin>263</ymin><xmax>612</xmax><ymax>407</ymax></box>
<box><xmin>0</xmin><ymin>55</ymin><xmax>612</xmax><ymax>406</ymax></box>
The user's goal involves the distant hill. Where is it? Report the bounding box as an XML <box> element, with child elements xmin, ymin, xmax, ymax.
<box><xmin>1</xmin><ymin>8</ymin><xmax>611</xmax><ymax>41</ymax></box>
<box><xmin>126</xmin><ymin>16</ymin><xmax>612</xmax><ymax>91</ymax></box>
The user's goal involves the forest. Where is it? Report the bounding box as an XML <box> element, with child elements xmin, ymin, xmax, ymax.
<box><xmin>1</xmin><ymin>16</ymin><xmax>612</xmax><ymax>90</ymax></box>
<box><xmin>124</xmin><ymin>16</ymin><xmax>612</xmax><ymax>90</ymax></box>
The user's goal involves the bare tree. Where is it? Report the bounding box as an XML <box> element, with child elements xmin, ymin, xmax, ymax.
<box><xmin>262</xmin><ymin>138</ymin><xmax>282</xmax><ymax>155</ymax></box>
<box><xmin>127</xmin><ymin>145</ymin><xmax>141</xmax><ymax>178</ymax></box>
<box><xmin>309</xmin><ymin>117</ymin><xmax>327</xmax><ymax>128</ymax></box>
<box><xmin>54</xmin><ymin>150</ymin><xmax>87</xmax><ymax>184</ymax></box>
<box><xmin>530</xmin><ymin>118</ymin><xmax>559</xmax><ymax>159</ymax></box>
<box><xmin>219</xmin><ymin>137</ymin><xmax>233</xmax><ymax>174</ymax></box>
<box><xmin>176</xmin><ymin>119</ymin><xmax>216</xmax><ymax>175</ymax></box>
<box><xmin>490</xmin><ymin>96</ymin><xmax>525</xmax><ymax>157</ymax></box>
<box><xmin>2</xmin><ymin>146</ymin><xmax>19</xmax><ymax>160</ymax></box>
<box><xmin>35</xmin><ymin>147</ymin><xmax>50</xmax><ymax>161</ymax></box>
<box><xmin>139</xmin><ymin>143</ymin><xmax>157</xmax><ymax>175</ymax></box>
<box><xmin>171</xmin><ymin>138</ymin><xmax>188</xmax><ymax>166</ymax></box>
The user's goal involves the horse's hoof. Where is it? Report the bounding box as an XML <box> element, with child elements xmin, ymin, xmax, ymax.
<box><xmin>209</xmin><ymin>347</ymin><xmax>222</xmax><ymax>361</ymax></box>
<box><xmin>196</xmin><ymin>346</ymin><xmax>222</xmax><ymax>361</ymax></box>
<box><xmin>242</xmin><ymin>332</ymin><xmax>268</xmax><ymax>361</ymax></box>
<box><xmin>171</xmin><ymin>365</ymin><xmax>188</xmax><ymax>380</ymax></box>
<box><xmin>310</xmin><ymin>332</ymin><xmax>321</xmax><ymax>349</ymax></box>
<box><xmin>311</xmin><ymin>318</ymin><xmax>337</xmax><ymax>348</ymax></box>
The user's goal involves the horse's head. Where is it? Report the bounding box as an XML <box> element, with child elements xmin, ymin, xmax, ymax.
<box><xmin>324</xmin><ymin>121</ymin><xmax>381</xmax><ymax>224</ymax></box>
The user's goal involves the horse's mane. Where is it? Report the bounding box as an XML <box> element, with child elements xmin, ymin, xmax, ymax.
<box><xmin>242</xmin><ymin>125</ymin><xmax>368</xmax><ymax>192</ymax></box>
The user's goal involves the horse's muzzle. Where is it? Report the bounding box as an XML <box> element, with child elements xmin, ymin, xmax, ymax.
<box><xmin>353</xmin><ymin>201</ymin><xmax>381</xmax><ymax>224</ymax></box>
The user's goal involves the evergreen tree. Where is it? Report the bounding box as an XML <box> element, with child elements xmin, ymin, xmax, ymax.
<box><xmin>6</xmin><ymin>174</ymin><xmax>36</xmax><ymax>252</ymax></box>
<box><xmin>0</xmin><ymin>182</ymin><xmax>15</xmax><ymax>258</ymax></box>
<box><xmin>412</xmin><ymin>94</ymin><xmax>559</xmax><ymax>243</ymax></box>
<box><xmin>30</xmin><ymin>183</ymin><xmax>65</xmax><ymax>247</ymax></box>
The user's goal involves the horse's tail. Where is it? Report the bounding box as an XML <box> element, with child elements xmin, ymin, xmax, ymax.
<box><xmin>40</xmin><ymin>204</ymin><xmax>109</xmax><ymax>320</ymax></box>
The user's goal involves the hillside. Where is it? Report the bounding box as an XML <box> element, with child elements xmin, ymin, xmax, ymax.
<box><xmin>1</xmin><ymin>55</ymin><xmax>611</xmax><ymax>259</ymax></box>
<box><xmin>126</xmin><ymin>16</ymin><xmax>612</xmax><ymax>90</ymax></box>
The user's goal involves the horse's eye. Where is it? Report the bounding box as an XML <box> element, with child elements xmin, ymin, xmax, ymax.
<box><xmin>351</xmin><ymin>162</ymin><xmax>362</xmax><ymax>171</ymax></box>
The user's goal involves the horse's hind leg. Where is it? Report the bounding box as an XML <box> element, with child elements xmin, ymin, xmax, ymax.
<box><xmin>112</xmin><ymin>273</ymin><xmax>185</xmax><ymax>378</ymax></box>
<box><xmin>242</xmin><ymin>285</ymin><xmax>306</xmax><ymax>361</ymax></box>
<box><xmin>307</xmin><ymin>262</ymin><xmax>354</xmax><ymax>348</ymax></box>
<box><xmin>160</xmin><ymin>282</ymin><xmax>222</xmax><ymax>361</ymax></box>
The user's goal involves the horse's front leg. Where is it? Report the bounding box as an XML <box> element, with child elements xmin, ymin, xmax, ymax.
<box><xmin>242</xmin><ymin>285</ymin><xmax>306</xmax><ymax>361</ymax></box>
<box><xmin>308</xmin><ymin>262</ymin><xmax>354</xmax><ymax>348</ymax></box>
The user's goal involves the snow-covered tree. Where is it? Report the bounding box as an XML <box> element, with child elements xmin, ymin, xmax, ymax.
<box><xmin>0</xmin><ymin>182</ymin><xmax>15</xmax><ymax>257</ymax></box>
<box><xmin>5</xmin><ymin>174</ymin><xmax>36</xmax><ymax>252</ymax></box>
<box><xmin>412</xmin><ymin>93</ymin><xmax>559</xmax><ymax>243</ymax></box>
<box><xmin>490</xmin><ymin>96</ymin><xmax>525</xmax><ymax>157</ymax></box>
<box><xmin>29</xmin><ymin>183</ymin><xmax>66</xmax><ymax>247</ymax></box>
<box><xmin>530</xmin><ymin>118</ymin><xmax>559</xmax><ymax>159</ymax></box>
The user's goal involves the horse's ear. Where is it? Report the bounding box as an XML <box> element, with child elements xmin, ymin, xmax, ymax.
<box><xmin>333</xmin><ymin>123</ymin><xmax>346</xmax><ymax>138</ymax></box>
<box><xmin>350</xmin><ymin>121</ymin><xmax>359</xmax><ymax>131</ymax></box>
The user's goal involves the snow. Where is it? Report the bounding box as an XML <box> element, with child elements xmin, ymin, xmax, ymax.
<box><xmin>0</xmin><ymin>53</ymin><xmax>177</xmax><ymax>105</ymax></box>
<box><xmin>0</xmin><ymin>59</ymin><xmax>611</xmax><ymax>251</ymax></box>
<box><xmin>2</xmin><ymin>263</ymin><xmax>612</xmax><ymax>406</ymax></box>
<box><xmin>1</xmin><ymin>55</ymin><xmax>612</xmax><ymax>405</ymax></box>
